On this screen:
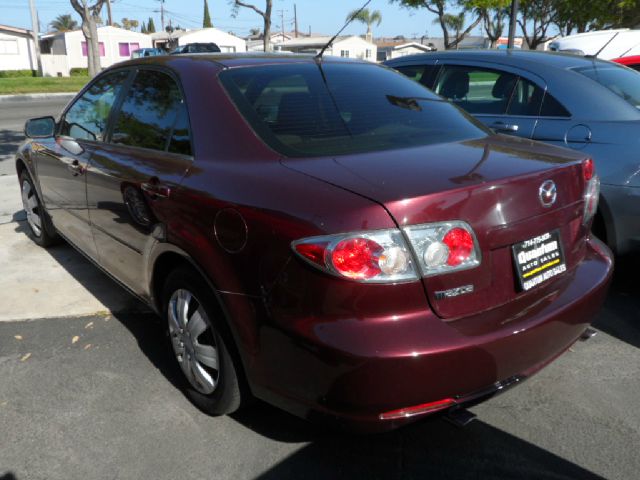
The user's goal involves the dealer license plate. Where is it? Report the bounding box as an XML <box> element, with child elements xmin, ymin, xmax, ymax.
<box><xmin>512</xmin><ymin>230</ymin><xmax>566</xmax><ymax>291</ymax></box>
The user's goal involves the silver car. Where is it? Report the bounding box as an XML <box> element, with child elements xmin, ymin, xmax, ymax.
<box><xmin>386</xmin><ymin>50</ymin><xmax>640</xmax><ymax>255</ymax></box>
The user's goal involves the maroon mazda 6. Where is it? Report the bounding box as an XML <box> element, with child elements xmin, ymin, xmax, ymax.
<box><xmin>16</xmin><ymin>54</ymin><xmax>612</xmax><ymax>431</ymax></box>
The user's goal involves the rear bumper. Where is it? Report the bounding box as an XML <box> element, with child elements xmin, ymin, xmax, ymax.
<box><xmin>254</xmin><ymin>236</ymin><xmax>613</xmax><ymax>432</ymax></box>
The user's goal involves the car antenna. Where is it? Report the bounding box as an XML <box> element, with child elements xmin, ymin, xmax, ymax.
<box><xmin>316</xmin><ymin>0</ymin><xmax>372</xmax><ymax>60</ymax></box>
<box><xmin>587</xmin><ymin>31</ymin><xmax>620</xmax><ymax>59</ymax></box>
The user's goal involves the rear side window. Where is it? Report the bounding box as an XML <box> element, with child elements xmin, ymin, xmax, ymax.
<box><xmin>574</xmin><ymin>64</ymin><xmax>640</xmax><ymax>109</ymax></box>
<box><xmin>220</xmin><ymin>62</ymin><xmax>487</xmax><ymax>157</ymax></box>
<box><xmin>539</xmin><ymin>92</ymin><xmax>571</xmax><ymax>117</ymax></box>
<box><xmin>506</xmin><ymin>77</ymin><xmax>544</xmax><ymax>116</ymax></box>
<box><xmin>61</xmin><ymin>70</ymin><xmax>129</xmax><ymax>141</ymax></box>
<box><xmin>111</xmin><ymin>69</ymin><xmax>192</xmax><ymax>155</ymax></box>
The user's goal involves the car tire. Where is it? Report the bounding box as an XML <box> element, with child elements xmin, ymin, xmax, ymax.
<box><xmin>19</xmin><ymin>170</ymin><xmax>58</xmax><ymax>247</ymax></box>
<box><xmin>162</xmin><ymin>266</ymin><xmax>243</xmax><ymax>415</ymax></box>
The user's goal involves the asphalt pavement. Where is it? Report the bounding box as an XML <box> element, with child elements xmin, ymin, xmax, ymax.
<box><xmin>0</xmin><ymin>96</ymin><xmax>639</xmax><ymax>480</ymax></box>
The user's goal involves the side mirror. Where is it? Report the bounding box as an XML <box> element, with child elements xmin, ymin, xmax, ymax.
<box><xmin>25</xmin><ymin>116</ymin><xmax>55</xmax><ymax>138</ymax></box>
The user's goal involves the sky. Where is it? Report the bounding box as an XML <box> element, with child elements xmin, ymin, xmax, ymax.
<box><xmin>0</xmin><ymin>0</ymin><xmax>486</xmax><ymax>39</ymax></box>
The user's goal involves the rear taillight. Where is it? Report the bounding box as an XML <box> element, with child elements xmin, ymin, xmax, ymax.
<box><xmin>292</xmin><ymin>221</ymin><xmax>481</xmax><ymax>283</ymax></box>
<box><xmin>403</xmin><ymin>221</ymin><xmax>481</xmax><ymax>277</ymax></box>
<box><xmin>582</xmin><ymin>159</ymin><xmax>599</xmax><ymax>225</ymax></box>
<box><xmin>292</xmin><ymin>229</ymin><xmax>418</xmax><ymax>283</ymax></box>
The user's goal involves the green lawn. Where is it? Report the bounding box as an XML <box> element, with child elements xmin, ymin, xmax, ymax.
<box><xmin>0</xmin><ymin>76</ymin><xmax>88</xmax><ymax>95</ymax></box>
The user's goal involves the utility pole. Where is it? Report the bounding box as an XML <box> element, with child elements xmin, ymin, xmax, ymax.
<box><xmin>277</xmin><ymin>9</ymin><xmax>286</xmax><ymax>42</ymax></box>
<box><xmin>106</xmin><ymin>0</ymin><xmax>113</xmax><ymax>26</ymax></box>
<box><xmin>28</xmin><ymin>0</ymin><xmax>42</xmax><ymax>76</ymax></box>
<box><xmin>294</xmin><ymin>3</ymin><xmax>298</xmax><ymax>38</ymax></box>
<box><xmin>157</xmin><ymin>0</ymin><xmax>165</xmax><ymax>31</ymax></box>
<box><xmin>507</xmin><ymin>0</ymin><xmax>519</xmax><ymax>49</ymax></box>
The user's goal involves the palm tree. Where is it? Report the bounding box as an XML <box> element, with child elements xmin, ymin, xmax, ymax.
<box><xmin>345</xmin><ymin>7</ymin><xmax>382</xmax><ymax>41</ymax></box>
<box><xmin>436</xmin><ymin>12</ymin><xmax>465</xmax><ymax>49</ymax></box>
<box><xmin>50</xmin><ymin>14</ymin><xmax>78</xmax><ymax>32</ymax></box>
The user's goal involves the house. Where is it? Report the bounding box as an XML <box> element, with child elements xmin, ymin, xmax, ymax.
<box><xmin>40</xmin><ymin>26</ymin><xmax>153</xmax><ymax>77</ymax></box>
<box><xmin>376</xmin><ymin>41</ymin><xmax>436</xmax><ymax>62</ymax></box>
<box><xmin>152</xmin><ymin>28</ymin><xmax>246</xmax><ymax>53</ymax></box>
<box><xmin>276</xmin><ymin>35</ymin><xmax>377</xmax><ymax>62</ymax></box>
<box><xmin>0</xmin><ymin>24</ymin><xmax>37</xmax><ymax>73</ymax></box>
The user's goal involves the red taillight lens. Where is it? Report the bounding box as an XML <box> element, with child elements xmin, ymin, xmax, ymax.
<box><xmin>331</xmin><ymin>238</ymin><xmax>383</xmax><ymax>279</ymax></box>
<box><xmin>292</xmin><ymin>230</ymin><xmax>417</xmax><ymax>283</ymax></box>
<box><xmin>442</xmin><ymin>227</ymin><xmax>474</xmax><ymax>266</ymax></box>
<box><xmin>583</xmin><ymin>158</ymin><xmax>594</xmax><ymax>181</ymax></box>
<box><xmin>294</xmin><ymin>242</ymin><xmax>328</xmax><ymax>267</ymax></box>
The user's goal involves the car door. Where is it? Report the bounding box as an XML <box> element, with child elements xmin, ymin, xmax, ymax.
<box><xmin>86</xmin><ymin>67</ymin><xmax>193</xmax><ymax>294</ymax></box>
<box><xmin>431</xmin><ymin>63</ymin><xmax>546</xmax><ymax>139</ymax></box>
<box><xmin>530</xmin><ymin>92</ymin><xmax>585</xmax><ymax>149</ymax></box>
<box><xmin>34</xmin><ymin>69</ymin><xmax>131</xmax><ymax>260</ymax></box>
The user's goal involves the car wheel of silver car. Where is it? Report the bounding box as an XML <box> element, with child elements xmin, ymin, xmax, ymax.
<box><xmin>19</xmin><ymin>170</ymin><xmax>58</xmax><ymax>247</ymax></box>
<box><xmin>163</xmin><ymin>266</ymin><xmax>243</xmax><ymax>415</ymax></box>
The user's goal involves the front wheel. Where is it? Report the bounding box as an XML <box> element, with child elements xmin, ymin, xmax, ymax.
<box><xmin>163</xmin><ymin>267</ymin><xmax>243</xmax><ymax>415</ymax></box>
<box><xmin>19</xmin><ymin>170</ymin><xmax>58</xmax><ymax>247</ymax></box>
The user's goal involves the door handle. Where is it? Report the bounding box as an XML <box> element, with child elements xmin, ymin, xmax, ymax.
<box><xmin>490</xmin><ymin>122</ymin><xmax>519</xmax><ymax>132</ymax></box>
<box><xmin>141</xmin><ymin>181</ymin><xmax>171</xmax><ymax>199</ymax></box>
<box><xmin>67</xmin><ymin>160</ymin><xmax>84</xmax><ymax>176</ymax></box>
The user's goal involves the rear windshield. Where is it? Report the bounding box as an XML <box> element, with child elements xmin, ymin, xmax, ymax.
<box><xmin>219</xmin><ymin>62</ymin><xmax>487</xmax><ymax>157</ymax></box>
<box><xmin>573</xmin><ymin>64</ymin><xmax>640</xmax><ymax>109</ymax></box>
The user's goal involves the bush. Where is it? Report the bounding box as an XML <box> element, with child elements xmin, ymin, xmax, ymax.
<box><xmin>0</xmin><ymin>70</ymin><xmax>36</xmax><ymax>78</ymax></box>
<box><xmin>69</xmin><ymin>68</ymin><xmax>88</xmax><ymax>77</ymax></box>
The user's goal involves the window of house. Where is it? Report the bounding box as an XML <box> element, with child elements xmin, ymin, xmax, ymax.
<box><xmin>340</xmin><ymin>50</ymin><xmax>349</xmax><ymax>58</ymax></box>
<box><xmin>118</xmin><ymin>42</ymin><xmax>140</xmax><ymax>57</ymax></box>
<box><xmin>365</xmin><ymin>49</ymin><xmax>371</xmax><ymax>59</ymax></box>
<box><xmin>61</xmin><ymin>70</ymin><xmax>129</xmax><ymax>141</ymax></box>
<box><xmin>0</xmin><ymin>39</ymin><xmax>19</xmax><ymax>55</ymax></box>
<box><xmin>111</xmin><ymin>70</ymin><xmax>191</xmax><ymax>154</ymax></box>
<box><xmin>81</xmin><ymin>41</ymin><xmax>105</xmax><ymax>57</ymax></box>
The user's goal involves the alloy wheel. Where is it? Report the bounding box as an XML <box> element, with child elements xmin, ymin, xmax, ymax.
<box><xmin>168</xmin><ymin>289</ymin><xmax>220</xmax><ymax>395</ymax></box>
<box><xmin>21</xmin><ymin>180</ymin><xmax>42</xmax><ymax>237</ymax></box>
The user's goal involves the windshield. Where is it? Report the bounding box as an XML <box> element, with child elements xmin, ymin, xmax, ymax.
<box><xmin>573</xmin><ymin>64</ymin><xmax>640</xmax><ymax>109</ymax></box>
<box><xmin>219</xmin><ymin>62</ymin><xmax>488</xmax><ymax>157</ymax></box>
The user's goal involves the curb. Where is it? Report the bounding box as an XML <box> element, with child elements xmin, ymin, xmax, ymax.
<box><xmin>0</xmin><ymin>92</ymin><xmax>76</xmax><ymax>103</ymax></box>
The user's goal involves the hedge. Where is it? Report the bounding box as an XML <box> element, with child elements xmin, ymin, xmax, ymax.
<box><xmin>70</xmin><ymin>68</ymin><xmax>89</xmax><ymax>77</ymax></box>
<box><xmin>0</xmin><ymin>70</ymin><xmax>37</xmax><ymax>78</ymax></box>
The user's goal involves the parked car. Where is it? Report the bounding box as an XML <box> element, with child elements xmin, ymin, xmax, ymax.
<box><xmin>613</xmin><ymin>55</ymin><xmax>640</xmax><ymax>72</ymax></box>
<box><xmin>547</xmin><ymin>29</ymin><xmax>640</xmax><ymax>59</ymax></box>
<box><xmin>386</xmin><ymin>50</ymin><xmax>640</xmax><ymax>255</ymax></box>
<box><xmin>131</xmin><ymin>47</ymin><xmax>165</xmax><ymax>59</ymax></box>
<box><xmin>16</xmin><ymin>54</ymin><xmax>612</xmax><ymax>431</ymax></box>
<box><xmin>170</xmin><ymin>42</ymin><xmax>220</xmax><ymax>54</ymax></box>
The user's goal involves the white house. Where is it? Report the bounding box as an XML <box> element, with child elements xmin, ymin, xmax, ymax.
<box><xmin>376</xmin><ymin>42</ymin><xmax>436</xmax><ymax>62</ymax></box>
<box><xmin>40</xmin><ymin>26</ymin><xmax>153</xmax><ymax>77</ymax></box>
<box><xmin>276</xmin><ymin>35</ymin><xmax>377</xmax><ymax>62</ymax></box>
<box><xmin>0</xmin><ymin>25</ymin><xmax>37</xmax><ymax>72</ymax></box>
<box><xmin>152</xmin><ymin>28</ymin><xmax>246</xmax><ymax>53</ymax></box>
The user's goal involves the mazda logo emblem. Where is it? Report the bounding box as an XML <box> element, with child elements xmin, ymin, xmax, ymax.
<box><xmin>539</xmin><ymin>180</ymin><xmax>557</xmax><ymax>208</ymax></box>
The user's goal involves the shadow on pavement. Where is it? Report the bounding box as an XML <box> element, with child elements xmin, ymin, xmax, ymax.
<box><xmin>0</xmin><ymin>473</ymin><xmax>17</xmax><ymax>480</ymax></box>
<box><xmin>594</xmin><ymin>254</ymin><xmax>640</xmax><ymax>349</ymax></box>
<box><xmin>12</xmin><ymin>219</ymin><xmax>147</xmax><ymax>315</ymax></box>
<box><xmin>111</xmin><ymin>311</ymin><xmax>604</xmax><ymax>480</ymax></box>
<box><xmin>0</xmin><ymin>129</ymin><xmax>23</xmax><ymax>163</ymax></box>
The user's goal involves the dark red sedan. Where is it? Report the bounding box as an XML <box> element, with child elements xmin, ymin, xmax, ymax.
<box><xmin>17</xmin><ymin>54</ymin><xmax>612</xmax><ymax>431</ymax></box>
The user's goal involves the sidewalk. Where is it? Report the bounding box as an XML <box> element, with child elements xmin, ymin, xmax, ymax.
<box><xmin>0</xmin><ymin>92</ymin><xmax>75</xmax><ymax>103</ymax></box>
<box><xmin>0</xmin><ymin>175</ymin><xmax>143</xmax><ymax>321</ymax></box>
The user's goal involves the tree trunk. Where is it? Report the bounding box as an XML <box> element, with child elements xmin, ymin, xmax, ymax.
<box><xmin>263</xmin><ymin>1</ymin><xmax>272</xmax><ymax>52</ymax></box>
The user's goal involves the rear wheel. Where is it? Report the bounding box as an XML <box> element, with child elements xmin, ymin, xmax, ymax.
<box><xmin>19</xmin><ymin>170</ymin><xmax>58</xmax><ymax>247</ymax></box>
<box><xmin>162</xmin><ymin>267</ymin><xmax>243</xmax><ymax>415</ymax></box>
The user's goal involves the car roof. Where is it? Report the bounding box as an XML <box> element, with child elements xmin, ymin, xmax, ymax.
<box><xmin>386</xmin><ymin>49</ymin><xmax>615</xmax><ymax>71</ymax></box>
<box><xmin>116</xmin><ymin>52</ymin><xmax>365</xmax><ymax>69</ymax></box>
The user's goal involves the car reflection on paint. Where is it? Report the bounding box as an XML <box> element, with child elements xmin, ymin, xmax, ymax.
<box><xmin>16</xmin><ymin>53</ymin><xmax>612</xmax><ymax>432</ymax></box>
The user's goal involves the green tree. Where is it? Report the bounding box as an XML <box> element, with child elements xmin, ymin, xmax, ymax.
<box><xmin>390</xmin><ymin>0</ymin><xmax>481</xmax><ymax>50</ymax></box>
<box><xmin>203</xmin><ymin>0</ymin><xmax>213</xmax><ymax>28</ymax></box>
<box><xmin>471</xmin><ymin>0</ymin><xmax>510</xmax><ymax>48</ymax></box>
<box><xmin>554</xmin><ymin>0</ymin><xmax>639</xmax><ymax>35</ymax></box>
<box><xmin>517</xmin><ymin>0</ymin><xmax>557</xmax><ymax>49</ymax></box>
<box><xmin>345</xmin><ymin>7</ymin><xmax>382</xmax><ymax>40</ymax></box>
<box><xmin>70</xmin><ymin>0</ymin><xmax>107</xmax><ymax>77</ymax></box>
<box><xmin>50</xmin><ymin>14</ymin><xmax>79</xmax><ymax>32</ymax></box>
<box><xmin>121</xmin><ymin>18</ymin><xmax>140</xmax><ymax>31</ymax></box>
<box><xmin>147</xmin><ymin>17</ymin><xmax>156</xmax><ymax>33</ymax></box>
